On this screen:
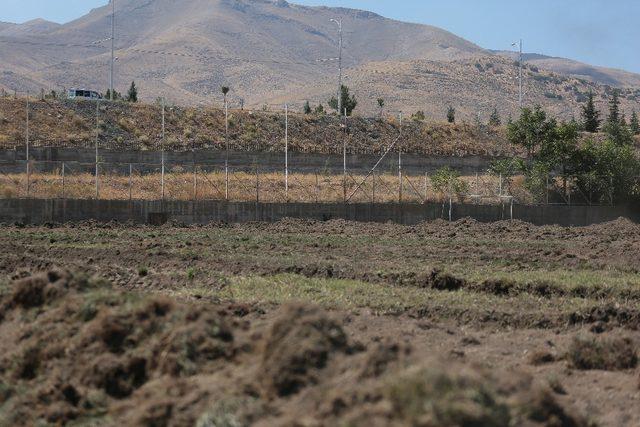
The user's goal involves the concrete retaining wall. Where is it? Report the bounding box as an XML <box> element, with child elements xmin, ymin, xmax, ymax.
<box><xmin>0</xmin><ymin>198</ymin><xmax>636</xmax><ymax>227</ymax></box>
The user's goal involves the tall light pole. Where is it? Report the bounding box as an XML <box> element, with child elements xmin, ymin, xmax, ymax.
<box><xmin>329</xmin><ymin>18</ymin><xmax>343</xmax><ymax>115</ymax></box>
<box><xmin>512</xmin><ymin>39</ymin><xmax>523</xmax><ymax>108</ymax></box>
<box><xmin>110</xmin><ymin>0</ymin><xmax>115</xmax><ymax>101</ymax></box>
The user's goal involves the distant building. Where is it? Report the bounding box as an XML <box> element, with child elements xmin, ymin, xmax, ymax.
<box><xmin>67</xmin><ymin>89</ymin><xmax>102</xmax><ymax>100</ymax></box>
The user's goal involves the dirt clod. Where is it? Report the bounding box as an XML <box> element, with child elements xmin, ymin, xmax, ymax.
<box><xmin>259</xmin><ymin>303</ymin><xmax>348</xmax><ymax>397</ymax></box>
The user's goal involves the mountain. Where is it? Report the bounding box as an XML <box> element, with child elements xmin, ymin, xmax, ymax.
<box><xmin>0</xmin><ymin>0</ymin><xmax>639</xmax><ymax>120</ymax></box>
<box><xmin>0</xmin><ymin>18</ymin><xmax>61</xmax><ymax>37</ymax></box>
<box><xmin>494</xmin><ymin>51</ymin><xmax>640</xmax><ymax>88</ymax></box>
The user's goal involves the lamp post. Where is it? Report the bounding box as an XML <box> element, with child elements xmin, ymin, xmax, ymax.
<box><xmin>110</xmin><ymin>0</ymin><xmax>115</xmax><ymax>101</ymax></box>
<box><xmin>329</xmin><ymin>18</ymin><xmax>343</xmax><ymax>115</ymax></box>
<box><xmin>512</xmin><ymin>39</ymin><xmax>523</xmax><ymax>108</ymax></box>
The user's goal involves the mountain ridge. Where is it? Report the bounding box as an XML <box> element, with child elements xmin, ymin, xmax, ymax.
<box><xmin>0</xmin><ymin>0</ymin><xmax>638</xmax><ymax>120</ymax></box>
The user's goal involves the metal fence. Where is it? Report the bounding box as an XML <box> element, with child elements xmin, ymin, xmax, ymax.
<box><xmin>0</xmin><ymin>160</ymin><xmax>626</xmax><ymax>209</ymax></box>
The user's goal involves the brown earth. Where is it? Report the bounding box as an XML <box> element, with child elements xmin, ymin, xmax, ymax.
<box><xmin>0</xmin><ymin>219</ymin><xmax>640</xmax><ymax>425</ymax></box>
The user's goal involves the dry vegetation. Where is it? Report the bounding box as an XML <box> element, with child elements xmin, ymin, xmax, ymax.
<box><xmin>0</xmin><ymin>97</ymin><xmax>515</xmax><ymax>156</ymax></box>
<box><xmin>0</xmin><ymin>168</ymin><xmax>511</xmax><ymax>204</ymax></box>
<box><xmin>0</xmin><ymin>218</ymin><xmax>639</xmax><ymax>425</ymax></box>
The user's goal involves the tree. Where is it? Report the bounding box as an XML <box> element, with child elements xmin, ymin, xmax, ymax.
<box><xmin>314</xmin><ymin>104</ymin><xmax>325</xmax><ymax>115</ymax></box>
<box><xmin>631</xmin><ymin>110</ymin><xmax>640</xmax><ymax>135</ymax></box>
<box><xmin>328</xmin><ymin>85</ymin><xmax>357</xmax><ymax>116</ymax></box>
<box><xmin>603</xmin><ymin>90</ymin><xmax>633</xmax><ymax>145</ymax></box>
<box><xmin>446</xmin><ymin>106</ymin><xmax>455</xmax><ymax>123</ymax></box>
<box><xmin>431</xmin><ymin>166</ymin><xmax>469</xmax><ymax>201</ymax></box>
<box><xmin>574</xmin><ymin>138</ymin><xmax>640</xmax><ymax>203</ymax></box>
<box><xmin>489</xmin><ymin>108</ymin><xmax>501</xmax><ymax>127</ymax></box>
<box><xmin>507</xmin><ymin>105</ymin><xmax>557</xmax><ymax>157</ymax></box>
<box><xmin>303</xmin><ymin>101</ymin><xmax>312</xmax><ymax>115</ymax></box>
<box><xmin>377</xmin><ymin>98</ymin><xmax>385</xmax><ymax>118</ymax></box>
<box><xmin>606</xmin><ymin>90</ymin><xmax>621</xmax><ymax>126</ymax></box>
<box><xmin>105</xmin><ymin>88</ymin><xmax>122</xmax><ymax>101</ymax></box>
<box><xmin>221</xmin><ymin>86</ymin><xmax>230</xmax><ymax>106</ymax></box>
<box><xmin>581</xmin><ymin>91</ymin><xmax>600</xmax><ymax>133</ymax></box>
<box><xmin>411</xmin><ymin>111</ymin><xmax>425</xmax><ymax>122</ymax></box>
<box><xmin>126</xmin><ymin>81</ymin><xmax>138</xmax><ymax>102</ymax></box>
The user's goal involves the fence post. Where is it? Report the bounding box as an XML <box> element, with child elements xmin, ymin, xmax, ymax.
<box><xmin>193</xmin><ymin>165</ymin><xmax>197</xmax><ymax>202</ymax></box>
<box><xmin>343</xmin><ymin>108</ymin><xmax>347</xmax><ymax>203</ymax></box>
<box><xmin>61</xmin><ymin>162</ymin><xmax>65</xmax><ymax>200</ymax></box>
<box><xmin>448</xmin><ymin>182</ymin><xmax>452</xmax><ymax>222</ymax></box>
<box><xmin>95</xmin><ymin>99</ymin><xmax>100</xmax><ymax>200</ymax></box>
<box><xmin>372</xmin><ymin>170</ymin><xmax>376</xmax><ymax>204</ymax></box>
<box><xmin>398</xmin><ymin>113</ymin><xmax>403</xmax><ymax>204</ymax></box>
<box><xmin>546</xmin><ymin>174</ymin><xmax>549</xmax><ymax>205</ymax></box>
<box><xmin>424</xmin><ymin>172</ymin><xmax>428</xmax><ymax>204</ymax></box>
<box><xmin>510</xmin><ymin>197</ymin><xmax>514</xmax><ymax>220</ymax></box>
<box><xmin>285</xmin><ymin>104</ymin><xmax>289</xmax><ymax>203</ymax></box>
<box><xmin>161</xmin><ymin>154</ymin><xmax>165</xmax><ymax>202</ymax></box>
<box><xmin>255</xmin><ymin>164</ymin><xmax>259</xmax><ymax>203</ymax></box>
<box><xmin>26</xmin><ymin>93</ymin><xmax>30</xmax><ymax>198</ymax></box>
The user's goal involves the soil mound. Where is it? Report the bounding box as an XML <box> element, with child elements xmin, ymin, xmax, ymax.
<box><xmin>259</xmin><ymin>303</ymin><xmax>349</xmax><ymax>397</ymax></box>
<box><xmin>0</xmin><ymin>271</ymin><xmax>595</xmax><ymax>426</ymax></box>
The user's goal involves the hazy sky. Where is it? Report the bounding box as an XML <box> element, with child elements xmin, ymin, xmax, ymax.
<box><xmin>2</xmin><ymin>0</ymin><xmax>638</xmax><ymax>73</ymax></box>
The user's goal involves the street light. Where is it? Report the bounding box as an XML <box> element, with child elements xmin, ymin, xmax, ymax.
<box><xmin>512</xmin><ymin>39</ymin><xmax>523</xmax><ymax>108</ymax></box>
<box><xmin>329</xmin><ymin>18</ymin><xmax>343</xmax><ymax>116</ymax></box>
<box><xmin>110</xmin><ymin>0</ymin><xmax>116</xmax><ymax>101</ymax></box>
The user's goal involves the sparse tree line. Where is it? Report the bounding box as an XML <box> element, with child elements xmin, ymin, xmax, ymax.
<box><xmin>494</xmin><ymin>90</ymin><xmax>640</xmax><ymax>203</ymax></box>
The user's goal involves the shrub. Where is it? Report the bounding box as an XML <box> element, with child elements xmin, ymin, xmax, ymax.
<box><xmin>567</xmin><ymin>335</ymin><xmax>638</xmax><ymax>371</ymax></box>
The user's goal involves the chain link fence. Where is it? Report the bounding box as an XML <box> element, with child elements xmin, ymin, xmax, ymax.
<box><xmin>0</xmin><ymin>160</ymin><xmax>630</xmax><ymax>207</ymax></box>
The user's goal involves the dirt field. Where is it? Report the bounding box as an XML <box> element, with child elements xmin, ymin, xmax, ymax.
<box><xmin>0</xmin><ymin>218</ymin><xmax>639</xmax><ymax>426</ymax></box>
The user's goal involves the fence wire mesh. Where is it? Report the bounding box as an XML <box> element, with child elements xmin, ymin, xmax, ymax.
<box><xmin>0</xmin><ymin>160</ymin><xmax>630</xmax><ymax>206</ymax></box>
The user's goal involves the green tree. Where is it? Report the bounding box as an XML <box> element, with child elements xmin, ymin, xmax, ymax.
<box><xmin>377</xmin><ymin>98</ymin><xmax>385</xmax><ymax>118</ymax></box>
<box><xmin>630</xmin><ymin>110</ymin><xmax>640</xmax><ymax>135</ymax></box>
<box><xmin>221</xmin><ymin>86</ymin><xmax>230</xmax><ymax>106</ymax></box>
<box><xmin>126</xmin><ymin>81</ymin><xmax>138</xmax><ymax>103</ymax></box>
<box><xmin>411</xmin><ymin>110</ymin><xmax>425</xmax><ymax>122</ymax></box>
<box><xmin>328</xmin><ymin>85</ymin><xmax>357</xmax><ymax>116</ymax></box>
<box><xmin>581</xmin><ymin>91</ymin><xmax>600</xmax><ymax>133</ymax></box>
<box><xmin>488</xmin><ymin>108</ymin><xmax>501</xmax><ymax>127</ymax></box>
<box><xmin>303</xmin><ymin>101</ymin><xmax>312</xmax><ymax>115</ymax></box>
<box><xmin>507</xmin><ymin>105</ymin><xmax>557</xmax><ymax>157</ymax></box>
<box><xmin>606</xmin><ymin>90</ymin><xmax>621</xmax><ymax>125</ymax></box>
<box><xmin>431</xmin><ymin>166</ymin><xmax>468</xmax><ymax>200</ymax></box>
<box><xmin>603</xmin><ymin>91</ymin><xmax>633</xmax><ymax>145</ymax></box>
<box><xmin>446</xmin><ymin>106</ymin><xmax>455</xmax><ymax>123</ymax></box>
<box><xmin>105</xmin><ymin>88</ymin><xmax>122</xmax><ymax>101</ymax></box>
<box><xmin>574</xmin><ymin>139</ymin><xmax>640</xmax><ymax>203</ymax></box>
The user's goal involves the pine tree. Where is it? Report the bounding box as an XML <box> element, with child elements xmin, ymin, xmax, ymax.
<box><xmin>607</xmin><ymin>90</ymin><xmax>620</xmax><ymax>126</ymax></box>
<box><xmin>447</xmin><ymin>106</ymin><xmax>455</xmax><ymax>123</ymax></box>
<box><xmin>630</xmin><ymin>110</ymin><xmax>640</xmax><ymax>135</ymax></box>
<box><xmin>303</xmin><ymin>101</ymin><xmax>312</xmax><ymax>115</ymax></box>
<box><xmin>604</xmin><ymin>90</ymin><xmax>632</xmax><ymax>145</ymax></box>
<box><xmin>581</xmin><ymin>92</ymin><xmax>601</xmax><ymax>133</ymax></box>
<box><xmin>377</xmin><ymin>98</ymin><xmax>384</xmax><ymax>118</ymax></box>
<box><xmin>328</xmin><ymin>85</ymin><xmax>357</xmax><ymax>116</ymax></box>
<box><xmin>126</xmin><ymin>81</ymin><xmax>138</xmax><ymax>103</ymax></box>
<box><xmin>489</xmin><ymin>108</ymin><xmax>501</xmax><ymax>127</ymax></box>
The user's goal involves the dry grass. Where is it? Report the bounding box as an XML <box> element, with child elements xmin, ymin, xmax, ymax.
<box><xmin>0</xmin><ymin>169</ymin><xmax>509</xmax><ymax>204</ymax></box>
<box><xmin>567</xmin><ymin>335</ymin><xmax>638</xmax><ymax>371</ymax></box>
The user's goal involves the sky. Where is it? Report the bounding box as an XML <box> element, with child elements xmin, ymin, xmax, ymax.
<box><xmin>1</xmin><ymin>0</ymin><xmax>639</xmax><ymax>73</ymax></box>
